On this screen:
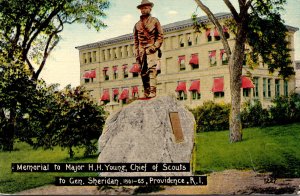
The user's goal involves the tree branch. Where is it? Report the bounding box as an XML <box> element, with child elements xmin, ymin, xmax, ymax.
<box><xmin>223</xmin><ymin>0</ymin><xmax>240</xmax><ymax>22</ymax></box>
<box><xmin>194</xmin><ymin>0</ymin><xmax>232</xmax><ymax>56</ymax></box>
<box><xmin>34</xmin><ymin>35</ymin><xmax>59</xmax><ymax>80</ymax></box>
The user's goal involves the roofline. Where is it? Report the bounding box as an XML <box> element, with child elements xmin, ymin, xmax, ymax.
<box><xmin>286</xmin><ymin>25</ymin><xmax>299</xmax><ymax>32</ymax></box>
<box><xmin>75</xmin><ymin>12</ymin><xmax>299</xmax><ymax>50</ymax></box>
<box><xmin>75</xmin><ymin>13</ymin><xmax>232</xmax><ymax>50</ymax></box>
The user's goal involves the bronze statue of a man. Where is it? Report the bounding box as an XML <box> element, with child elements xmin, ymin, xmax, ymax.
<box><xmin>134</xmin><ymin>0</ymin><xmax>164</xmax><ymax>98</ymax></box>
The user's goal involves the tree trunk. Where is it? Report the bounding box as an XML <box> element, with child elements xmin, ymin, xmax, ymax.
<box><xmin>228</xmin><ymin>24</ymin><xmax>247</xmax><ymax>143</ymax></box>
<box><xmin>2</xmin><ymin>108</ymin><xmax>16</xmax><ymax>151</ymax></box>
<box><xmin>69</xmin><ymin>146</ymin><xmax>74</xmax><ymax>158</ymax></box>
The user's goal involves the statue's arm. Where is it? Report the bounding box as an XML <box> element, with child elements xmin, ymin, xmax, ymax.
<box><xmin>154</xmin><ymin>19</ymin><xmax>164</xmax><ymax>49</ymax></box>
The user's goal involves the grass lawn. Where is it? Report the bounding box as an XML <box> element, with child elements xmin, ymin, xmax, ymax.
<box><xmin>195</xmin><ymin>123</ymin><xmax>300</xmax><ymax>177</ymax></box>
<box><xmin>0</xmin><ymin>123</ymin><xmax>300</xmax><ymax>194</ymax></box>
<box><xmin>0</xmin><ymin>142</ymin><xmax>98</xmax><ymax>194</ymax></box>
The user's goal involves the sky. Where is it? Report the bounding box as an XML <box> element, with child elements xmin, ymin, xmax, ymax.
<box><xmin>40</xmin><ymin>0</ymin><xmax>300</xmax><ymax>88</ymax></box>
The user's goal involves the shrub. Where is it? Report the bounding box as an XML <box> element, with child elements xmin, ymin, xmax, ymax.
<box><xmin>241</xmin><ymin>100</ymin><xmax>270</xmax><ymax>128</ymax></box>
<box><xmin>269</xmin><ymin>93</ymin><xmax>300</xmax><ymax>125</ymax></box>
<box><xmin>192</xmin><ymin>101</ymin><xmax>230</xmax><ymax>132</ymax></box>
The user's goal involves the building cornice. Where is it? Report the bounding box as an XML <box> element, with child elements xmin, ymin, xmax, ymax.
<box><xmin>75</xmin><ymin>12</ymin><xmax>299</xmax><ymax>50</ymax></box>
<box><xmin>75</xmin><ymin>13</ymin><xmax>232</xmax><ymax>50</ymax></box>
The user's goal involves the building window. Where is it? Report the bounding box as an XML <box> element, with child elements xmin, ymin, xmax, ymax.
<box><xmin>195</xmin><ymin>34</ymin><xmax>199</xmax><ymax>45</ymax></box>
<box><xmin>179</xmin><ymin>37</ymin><xmax>184</xmax><ymax>47</ymax></box>
<box><xmin>275</xmin><ymin>79</ymin><xmax>280</xmax><ymax>97</ymax></box>
<box><xmin>113</xmin><ymin>89</ymin><xmax>119</xmax><ymax>102</ymax></box>
<box><xmin>253</xmin><ymin>77</ymin><xmax>259</xmax><ymax>98</ymax></box>
<box><xmin>93</xmin><ymin>51</ymin><xmax>97</xmax><ymax>62</ymax></box>
<box><xmin>223</xmin><ymin>26</ymin><xmax>230</xmax><ymax>39</ymax></box>
<box><xmin>243</xmin><ymin>88</ymin><xmax>250</xmax><ymax>97</ymax></box>
<box><xmin>113</xmin><ymin>66</ymin><xmax>118</xmax><ymax>80</ymax></box>
<box><xmin>178</xmin><ymin>56</ymin><xmax>186</xmax><ymax>71</ymax></box>
<box><xmin>87</xmin><ymin>52</ymin><xmax>91</xmax><ymax>63</ymax></box>
<box><xmin>220</xmin><ymin>49</ymin><xmax>228</xmax><ymax>65</ymax></box>
<box><xmin>284</xmin><ymin>80</ymin><xmax>288</xmax><ymax>96</ymax></box>
<box><xmin>212</xmin><ymin>77</ymin><xmax>224</xmax><ymax>98</ymax></box>
<box><xmin>177</xmin><ymin>91</ymin><xmax>187</xmax><ymax>100</ymax></box>
<box><xmin>108</xmin><ymin>49</ymin><xmax>111</xmax><ymax>60</ymax></box>
<box><xmin>83</xmin><ymin>53</ymin><xmax>87</xmax><ymax>64</ymax></box>
<box><xmin>214</xmin><ymin>92</ymin><xmax>224</xmax><ymax>98</ymax></box>
<box><xmin>176</xmin><ymin>81</ymin><xmax>187</xmax><ymax>100</ymax></box>
<box><xmin>132</xmin><ymin>86</ymin><xmax>139</xmax><ymax>98</ymax></box>
<box><xmin>187</xmin><ymin>34</ymin><xmax>192</xmax><ymax>46</ymax></box>
<box><xmin>191</xmin><ymin>91</ymin><xmax>201</xmax><ymax>100</ymax></box>
<box><xmin>133</xmin><ymin>73</ymin><xmax>139</xmax><ymax>77</ymax></box>
<box><xmin>123</xmin><ymin>64</ymin><xmax>128</xmax><ymax>78</ymax></box>
<box><xmin>119</xmin><ymin>88</ymin><xmax>129</xmax><ymax>104</ymax></box>
<box><xmin>263</xmin><ymin>78</ymin><xmax>267</xmax><ymax>97</ymax></box>
<box><xmin>268</xmin><ymin>78</ymin><xmax>271</xmax><ymax>97</ymax></box>
<box><xmin>211</xmin><ymin>28</ymin><xmax>220</xmax><ymax>41</ymax></box>
<box><xmin>206</xmin><ymin>29</ymin><xmax>212</xmax><ymax>42</ymax></box>
<box><xmin>189</xmin><ymin>54</ymin><xmax>199</xmax><ymax>69</ymax></box>
<box><xmin>102</xmin><ymin>50</ymin><xmax>105</xmax><ymax>61</ymax></box>
<box><xmin>103</xmin><ymin>67</ymin><xmax>109</xmax><ymax>81</ymax></box>
<box><xmin>209</xmin><ymin>50</ymin><xmax>217</xmax><ymax>66</ymax></box>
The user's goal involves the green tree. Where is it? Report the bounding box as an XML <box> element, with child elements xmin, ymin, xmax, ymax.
<box><xmin>0</xmin><ymin>63</ymin><xmax>38</xmax><ymax>151</ymax></box>
<box><xmin>193</xmin><ymin>0</ymin><xmax>294</xmax><ymax>142</ymax></box>
<box><xmin>0</xmin><ymin>0</ymin><xmax>110</xmax><ymax>80</ymax></box>
<box><xmin>0</xmin><ymin>0</ymin><xmax>110</xmax><ymax>150</ymax></box>
<box><xmin>26</xmin><ymin>85</ymin><xmax>106</xmax><ymax>158</ymax></box>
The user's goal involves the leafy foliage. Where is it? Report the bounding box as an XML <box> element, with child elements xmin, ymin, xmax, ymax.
<box><xmin>0</xmin><ymin>63</ymin><xmax>38</xmax><ymax>150</ymax></box>
<box><xmin>192</xmin><ymin>101</ymin><xmax>231</xmax><ymax>132</ymax></box>
<box><xmin>19</xmin><ymin>84</ymin><xmax>106</xmax><ymax>158</ymax></box>
<box><xmin>0</xmin><ymin>0</ymin><xmax>110</xmax><ymax>80</ymax></box>
<box><xmin>192</xmin><ymin>0</ymin><xmax>294</xmax><ymax>142</ymax></box>
<box><xmin>241</xmin><ymin>100</ymin><xmax>270</xmax><ymax>128</ymax></box>
<box><xmin>269</xmin><ymin>94</ymin><xmax>300</xmax><ymax>125</ymax></box>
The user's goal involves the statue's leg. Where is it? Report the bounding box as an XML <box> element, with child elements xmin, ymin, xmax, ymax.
<box><xmin>141</xmin><ymin>55</ymin><xmax>150</xmax><ymax>98</ymax></box>
<box><xmin>147</xmin><ymin>52</ymin><xmax>158</xmax><ymax>98</ymax></box>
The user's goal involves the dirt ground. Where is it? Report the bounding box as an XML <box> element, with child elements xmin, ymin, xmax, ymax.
<box><xmin>16</xmin><ymin>170</ymin><xmax>300</xmax><ymax>195</ymax></box>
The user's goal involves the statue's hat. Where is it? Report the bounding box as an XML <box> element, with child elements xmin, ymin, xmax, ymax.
<box><xmin>137</xmin><ymin>0</ymin><xmax>154</xmax><ymax>9</ymax></box>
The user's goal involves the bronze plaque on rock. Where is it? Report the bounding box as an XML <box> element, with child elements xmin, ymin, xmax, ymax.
<box><xmin>169</xmin><ymin>112</ymin><xmax>184</xmax><ymax>143</ymax></box>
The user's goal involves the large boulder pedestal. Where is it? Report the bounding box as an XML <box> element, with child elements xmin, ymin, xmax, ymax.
<box><xmin>98</xmin><ymin>96</ymin><xmax>195</xmax><ymax>176</ymax></box>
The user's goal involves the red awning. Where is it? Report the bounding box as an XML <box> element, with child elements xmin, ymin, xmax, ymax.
<box><xmin>214</xmin><ymin>28</ymin><xmax>219</xmax><ymax>36</ymax></box>
<box><xmin>175</xmin><ymin>82</ymin><xmax>187</xmax><ymax>93</ymax></box>
<box><xmin>100</xmin><ymin>89</ymin><xmax>110</xmax><ymax>101</ymax></box>
<box><xmin>113</xmin><ymin>88</ymin><xmax>119</xmax><ymax>95</ymax></box>
<box><xmin>178</xmin><ymin>56</ymin><xmax>185</xmax><ymax>64</ymax></box>
<box><xmin>132</xmin><ymin>86</ymin><xmax>138</xmax><ymax>96</ymax></box>
<box><xmin>83</xmin><ymin>71</ymin><xmax>90</xmax><ymax>79</ymax></box>
<box><xmin>189</xmin><ymin>80</ymin><xmax>200</xmax><ymax>93</ymax></box>
<box><xmin>241</xmin><ymin>76</ymin><xmax>255</xmax><ymax>88</ymax></box>
<box><xmin>189</xmin><ymin>54</ymin><xmax>199</xmax><ymax>65</ymax></box>
<box><xmin>119</xmin><ymin>88</ymin><xmax>129</xmax><ymax>100</ymax></box>
<box><xmin>209</xmin><ymin>50</ymin><xmax>216</xmax><ymax>57</ymax></box>
<box><xmin>113</xmin><ymin>66</ymin><xmax>118</xmax><ymax>72</ymax></box>
<box><xmin>130</xmin><ymin>63</ymin><xmax>141</xmax><ymax>73</ymax></box>
<box><xmin>223</xmin><ymin>26</ymin><xmax>228</xmax><ymax>33</ymax></box>
<box><xmin>206</xmin><ymin>29</ymin><xmax>211</xmax><ymax>36</ymax></box>
<box><xmin>212</xmin><ymin>78</ymin><xmax>224</xmax><ymax>92</ymax></box>
<box><xmin>89</xmin><ymin>70</ymin><xmax>96</xmax><ymax>78</ymax></box>
<box><xmin>132</xmin><ymin>86</ymin><xmax>138</xmax><ymax>93</ymax></box>
<box><xmin>220</xmin><ymin>49</ymin><xmax>225</xmax><ymax>59</ymax></box>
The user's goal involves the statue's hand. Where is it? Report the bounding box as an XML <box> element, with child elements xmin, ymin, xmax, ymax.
<box><xmin>146</xmin><ymin>45</ymin><xmax>156</xmax><ymax>54</ymax></box>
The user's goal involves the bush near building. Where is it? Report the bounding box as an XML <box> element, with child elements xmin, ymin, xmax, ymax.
<box><xmin>191</xmin><ymin>101</ymin><xmax>231</xmax><ymax>133</ymax></box>
<box><xmin>192</xmin><ymin>93</ymin><xmax>300</xmax><ymax>132</ymax></box>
